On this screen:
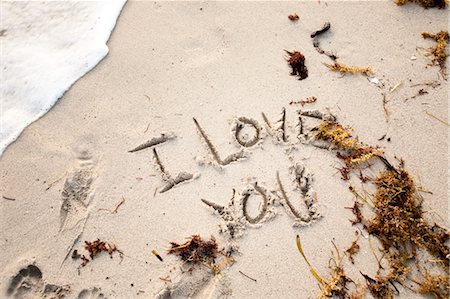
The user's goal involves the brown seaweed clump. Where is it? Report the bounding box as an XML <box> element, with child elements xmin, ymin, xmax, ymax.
<box><xmin>366</xmin><ymin>168</ymin><xmax>449</xmax><ymax>266</ymax></box>
<box><xmin>418</xmin><ymin>273</ymin><xmax>449</xmax><ymax>299</ymax></box>
<box><xmin>296</xmin><ymin>235</ymin><xmax>365</xmax><ymax>299</ymax></box>
<box><xmin>168</xmin><ymin>235</ymin><xmax>218</xmax><ymax>264</ymax></box>
<box><xmin>324</xmin><ymin>61</ymin><xmax>374</xmax><ymax>76</ymax></box>
<box><xmin>422</xmin><ymin>31</ymin><xmax>449</xmax><ymax>69</ymax></box>
<box><xmin>288</xmin><ymin>14</ymin><xmax>299</xmax><ymax>21</ymax></box>
<box><xmin>77</xmin><ymin>239</ymin><xmax>120</xmax><ymax>267</ymax></box>
<box><xmin>285</xmin><ymin>50</ymin><xmax>308</xmax><ymax>80</ymax></box>
<box><xmin>358</xmin><ymin>165</ymin><xmax>449</xmax><ymax>298</ymax></box>
<box><xmin>314</xmin><ymin>120</ymin><xmax>383</xmax><ymax>179</ymax></box>
<box><xmin>395</xmin><ymin>0</ymin><xmax>448</xmax><ymax>8</ymax></box>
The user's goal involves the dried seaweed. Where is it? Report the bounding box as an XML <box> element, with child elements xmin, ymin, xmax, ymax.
<box><xmin>285</xmin><ymin>50</ymin><xmax>308</xmax><ymax>80</ymax></box>
<box><xmin>311</xmin><ymin>116</ymin><xmax>449</xmax><ymax>298</ymax></box>
<box><xmin>296</xmin><ymin>236</ymin><xmax>361</xmax><ymax>299</ymax></box>
<box><xmin>288</xmin><ymin>14</ymin><xmax>299</xmax><ymax>21</ymax></box>
<box><xmin>345</xmin><ymin>232</ymin><xmax>360</xmax><ymax>264</ymax></box>
<box><xmin>361</xmin><ymin>272</ymin><xmax>395</xmax><ymax>299</ymax></box>
<box><xmin>417</xmin><ymin>273</ymin><xmax>449</xmax><ymax>299</ymax></box>
<box><xmin>78</xmin><ymin>239</ymin><xmax>121</xmax><ymax>267</ymax></box>
<box><xmin>290</xmin><ymin>96</ymin><xmax>317</xmax><ymax>107</ymax></box>
<box><xmin>311</xmin><ymin>22</ymin><xmax>331</xmax><ymax>38</ymax></box>
<box><xmin>168</xmin><ymin>235</ymin><xmax>218</xmax><ymax>265</ymax></box>
<box><xmin>395</xmin><ymin>0</ymin><xmax>447</xmax><ymax>8</ymax></box>
<box><xmin>325</xmin><ymin>62</ymin><xmax>374</xmax><ymax>76</ymax></box>
<box><xmin>422</xmin><ymin>31</ymin><xmax>449</xmax><ymax>69</ymax></box>
<box><xmin>366</xmin><ymin>167</ymin><xmax>449</xmax><ymax>267</ymax></box>
<box><xmin>311</xmin><ymin>22</ymin><xmax>338</xmax><ymax>61</ymax></box>
<box><xmin>314</xmin><ymin>120</ymin><xmax>382</xmax><ymax>175</ymax></box>
<box><xmin>352</xmin><ymin>164</ymin><xmax>450</xmax><ymax>298</ymax></box>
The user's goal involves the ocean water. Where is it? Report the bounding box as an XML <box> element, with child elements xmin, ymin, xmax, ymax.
<box><xmin>0</xmin><ymin>1</ymin><xmax>126</xmax><ymax>156</ymax></box>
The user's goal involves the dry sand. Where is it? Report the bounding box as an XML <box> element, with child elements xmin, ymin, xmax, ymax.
<box><xmin>0</xmin><ymin>1</ymin><xmax>448</xmax><ymax>298</ymax></box>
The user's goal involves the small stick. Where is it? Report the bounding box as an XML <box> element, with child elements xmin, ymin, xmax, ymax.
<box><xmin>389</xmin><ymin>82</ymin><xmax>402</xmax><ymax>93</ymax></box>
<box><xmin>311</xmin><ymin>22</ymin><xmax>331</xmax><ymax>38</ymax></box>
<box><xmin>2</xmin><ymin>196</ymin><xmax>15</xmax><ymax>201</ymax></box>
<box><xmin>239</xmin><ymin>270</ymin><xmax>257</xmax><ymax>282</ymax></box>
<box><xmin>152</xmin><ymin>249</ymin><xmax>163</xmax><ymax>262</ymax></box>
<box><xmin>382</xmin><ymin>93</ymin><xmax>389</xmax><ymax>121</ymax></box>
<box><xmin>426</xmin><ymin>111</ymin><xmax>450</xmax><ymax>126</ymax></box>
<box><xmin>112</xmin><ymin>197</ymin><xmax>126</xmax><ymax>214</ymax></box>
<box><xmin>280</xmin><ymin>108</ymin><xmax>287</xmax><ymax>142</ymax></box>
<box><xmin>45</xmin><ymin>172</ymin><xmax>66</xmax><ymax>191</ymax></box>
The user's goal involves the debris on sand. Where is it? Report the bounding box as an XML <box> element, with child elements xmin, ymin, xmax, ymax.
<box><xmin>366</xmin><ymin>166</ymin><xmax>449</xmax><ymax>267</ymax></box>
<box><xmin>168</xmin><ymin>235</ymin><xmax>219</xmax><ymax>265</ymax></box>
<box><xmin>324</xmin><ymin>61</ymin><xmax>374</xmax><ymax>75</ymax></box>
<box><xmin>289</xmin><ymin>96</ymin><xmax>317</xmax><ymax>107</ymax></box>
<box><xmin>417</xmin><ymin>273</ymin><xmax>449</xmax><ymax>298</ymax></box>
<box><xmin>288</xmin><ymin>14</ymin><xmax>299</xmax><ymax>21</ymax></box>
<box><xmin>152</xmin><ymin>249</ymin><xmax>164</xmax><ymax>262</ymax></box>
<box><xmin>296</xmin><ymin>235</ymin><xmax>365</xmax><ymax>298</ymax></box>
<box><xmin>345</xmin><ymin>232</ymin><xmax>360</xmax><ymax>264</ymax></box>
<box><xmin>311</xmin><ymin>22</ymin><xmax>337</xmax><ymax>61</ymax></box>
<box><xmin>395</xmin><ymin>0</ymin><xmax>447</xmax><ymax>9</ymax></box>
<box><xmin>353</xmin><ymin>162</ymin><xmax>449</xmax><ymax>298</ymax></box>
<box><xmin>311</xmin><ymin>22</ymin><xmax>331</xmax><ymax>39</ymax></box>
<box><xmin>421</xmin><ymin>30</ymin><xmax>449</xmax><ymax>69</ymax></box>
<box><xmin>285</xmin><ymin>50</ymin><xmax>308</xmax><ymax>80</ymax></box>
<box><xmin>76</xmin><ymin>239</ymin><xmax>121</xmax><ymax>267</ymax></box>
<box><xmin>314</xmin><ymin>120</ymin><xmax>383</xmax><ymax>179</ymax></box>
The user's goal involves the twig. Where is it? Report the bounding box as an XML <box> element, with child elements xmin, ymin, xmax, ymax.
<box><xmin>239</xmin><ymin>270</ymin><xmax>257</xmax><ymax>282</ymax></box>
<box><xmin>426</xmin><ymin>111</ymin><xmax>449</xmax><ymax>126</ymax></box>
<box><xmin>46</xmin><ymin>172</ymin><xmax>66</xmax><ymax>191</ymax></box>
<box><xmin>389</xmin><ymin>82</ymin><xmax>402</xmax><ymax>93</ymax></box>
<box><xmin>112</xmin><ymin>197</ymin><xmax>126</xmax><ymax>214</ymax></box>
<box><xmin>2</xmin><ymin>196</ymin><xmax>15</xmax><ymax>201</ymax></box>
<box><xmin>382</xmin><ymin>93</ymin><xmax>389</xmax><ymax>121</ymax></box>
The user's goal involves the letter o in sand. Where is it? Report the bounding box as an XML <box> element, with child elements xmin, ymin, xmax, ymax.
<box><xmin>234</xmin><ymin>117</ymin><xmax>261</xmax><ymax>148</ymax></box>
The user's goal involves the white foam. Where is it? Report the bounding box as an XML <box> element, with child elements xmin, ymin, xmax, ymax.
<box><xmin>0</xmin><ymin>1</ymin><xmax>126</xmax><ymax>156</ymax></box>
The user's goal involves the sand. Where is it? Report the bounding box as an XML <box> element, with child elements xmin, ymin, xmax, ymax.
<box><xmin>0</xmin><ymin>1</ymin><xmax>448</xmax><ymax>298</ymax></box>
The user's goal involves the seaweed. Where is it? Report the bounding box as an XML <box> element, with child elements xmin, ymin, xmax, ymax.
<box><xmin>296</xmin><ymin>235</ymin><xmax>363</xmax><ymax>298</ymax></box>
<box><xmin>365</xmin><ymin>167</ymin><xmax>449</xmax><ymax>267</ymax></box>
<box><xmin>422</xmin><ymin>30</ymin><xmax>449</xmax><ymax>69</ymax></box>
<box><xmin>285</xmin><ymin>50</ymin><xmax>308</xmax><ymax>80</ymax></box>
<box><xmin>290</xmin><ymin>96</ymin><xmax>317</xmax><ymax>107</ymax></box>
<box><xmin>417</xmin><ymin>273</ymin><xmax>449</xmax><ymax>298</ymax></box>
<box><xmin>324</xmin><ymin>62</ymin><xmax>374</xmax><ymax>76</ymax></box>
<box><xmin>78</xmin><ymin>239</ymin><xmax>121</xmax><ymax>267</ymax></box>
<box><xmin>288</xmin><ymin>14</ymin><xmax>299</xmax><ymax>21</ymax></box>
<box><xmin>314</xmin><ymin>120</ymin><xmax>383</xmax><ymax>175</ymax></box>
<box><xmin>395</xmin><ymin>0</ymin><xmax>447</xmax><ymax>8</ymax></box>
<box><xmin>168</xmin><ymin>235</ymin><xmax>218</xmax><ymax>265</ymax></box>
<box><xmin>345</xmin><ymin>232</ymin><xmax>360</xmax><ymax>264</ymax></box>
<box><xmin>311</xmin><ymin>22</ymin><xmax>338</xmax><ymax>61</ymax></box>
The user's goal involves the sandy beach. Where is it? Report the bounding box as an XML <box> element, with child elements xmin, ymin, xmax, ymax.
<box><xmin>0</xmin><ymin>1</ymin><xmax>448</xmax><ymax>298</ymax></box>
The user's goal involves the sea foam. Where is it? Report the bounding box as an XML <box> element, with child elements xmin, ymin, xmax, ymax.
<box><xmin>0</xmin><ymin>1</ymin><xmax>126</xmax><ymax>156</ymax></box>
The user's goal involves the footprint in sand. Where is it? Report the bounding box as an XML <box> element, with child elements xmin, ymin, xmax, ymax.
<box><xmin>5</xmin><ymin>264</ymin><xmax>70</xmax><ymax>298</ymax></box>
<box><xmin>77</xmin><ymin>287</ymin><xmax>106</xmax><ymax>299</ymax></box>
<box><xmin>6</xmin><ymin>264</ymin><xmax>43</xmax><ymax>298</ymax></box>
<box><xmin>59</xmin><ymin>147</ymin><xmax>96</xmax><ymax>232</ymax></box>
